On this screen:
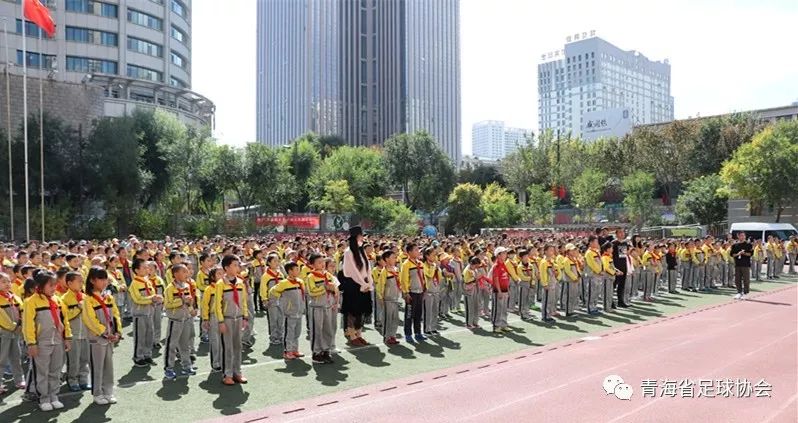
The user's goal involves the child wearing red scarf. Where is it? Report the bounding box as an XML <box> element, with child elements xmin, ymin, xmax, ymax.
<box><xmin>23</xmin><ymin>271</ymin><xmax>73</xmax><ymax>412</ymax></box>
<box><xmin>490</xmin><ymin>247</ymin><xmax>512</xmax><ymax>333</ymax></box>
<box><xmin>82</xmin><ymin>267</ymin><xmax>122</xmax><ymax>405</ymax></box>
<box><xmin>0</xmin><ymin>272</ymin><xmax>25</xmax><ymax>393</ymax></box>
<box><xmin>60</xmin><ymin>271</ymin><xmax>90</xmax><ymax>391</ymax></box>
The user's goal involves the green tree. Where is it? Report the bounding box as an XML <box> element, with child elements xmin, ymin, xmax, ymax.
<box><xmin>384</xmin><ymin>131</ymin><xmax>456</xmax><ymax>211</ymax></box>
<box><xmin>526</xmin><ymin>184</ymin><xmax>555</xmax><ymax>225</ymax></box>
<box><xmin>279</xmin><ymin>134</ymin><xmax>321</xmax><ymax>211</ymax></box>
<box><xmin>572</xmin><ymin>168</ymin><xmax>607</xmax><ymax>222</ymax></box>
<box><xmin>622</xmin><ymin>171</ymin><xmax>656</xmax><ymax>227</ymax></box>
<box><xmin>481</xmin><ymin>183</ymin><xmax>523</xmax><ymax>227</ymax></box>
<box><xmin>386</xmin><ymin>205</ymin><xmax>420</xmax><ymax>236</ymax></box>
<box><xmin>675</xmin><ymin>175</ymin><xmax>728</xmax><ymax>225</ymax></box>
<box><xmin>310</xmin><ymin>179</ymin><xmax>356</xmax><ymax>214</ymax></box>
<box><xmin>458</xmin><ymin>160</ymin><xmax>505</xmax><ymax>188</ymax></box>
<box><xmin>500</xmin><ymin>132</ymin><xmax>550</xmax><ymax>203</ymax></box>
<box><xmin>132</xmin><ymin>108</ymin><xmax>187</xmax><ymax>207</ymax></box>
<box><xmin>446</xmin><ymin>183</ymin><xmax>484</xmax><ymax>234</ymax></box>
<box><xmin>309</xmin><ymin>146</ymin><xmax>387</xmax><ymax>214</ymax></box>
<box><xmin>720</xmin><ymin>121</ymin><xmax>798</xmax><ymax>222</ymax></box>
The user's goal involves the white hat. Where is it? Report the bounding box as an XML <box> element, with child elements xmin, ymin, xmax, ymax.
<box><xmin>494</xmin><ymin>246</ymin><xmax>509</xmax><ymax>255</ymax></box>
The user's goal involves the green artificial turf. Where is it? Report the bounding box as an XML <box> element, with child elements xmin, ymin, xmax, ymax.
<box><xmin>1</xmin><ymin>276</ymin><xmax>795</xmax><ymax>422</ymax></box>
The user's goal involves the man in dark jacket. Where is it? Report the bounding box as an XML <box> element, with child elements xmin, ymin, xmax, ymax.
<box><xmin>611</xmin><ymin>228</ymin><xmax>629</xmax><ymax>308</ymax></box>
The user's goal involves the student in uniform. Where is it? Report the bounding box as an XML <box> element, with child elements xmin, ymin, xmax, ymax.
<box><xmin>538</xmin><ymin>245</ymin><xmax>560</xmax><ymax>323</ymax></box>
<box><xmin>516</xmin><ymin>249</ymin><xmax>535</xmax><ymax>320</ymax></box>
<box><xmin>505</xmin><ymin>249</ymin><xmax>521</xmax><ymax>312</ymax></box>
<box><xmin>421</xmin><ymin>247</ymin><xmax>443</xmax><ymax>336</ymax></box>
<box><xmin>23</xmin><ymin>271</ymin><xmax>73</xmax><ymax>412</ymax></box>
<box><xmin>60</xmin><ymin>271</ymin><xmax>91</xmax><ymax>391</ymax></box>
<box><xmin>449</xmin><ymin>250</ymin><xmax>464</xmax><ymax>313</ymax></box>
<box><xmin>259</xmin><ymin>254</ymin><xmax>284</xmax><ymax>346</ymax></box>
<box><xmin>129</xmin><ymin>259</ymin><xmax>162</xmax><ymax>367</ymax></box>
<box><xmin>752</xmin><ymin>240</ymin><xmax>764</xmax><ymax>281</ymax></box>
<box><xmin>201</xmin><ymin>267</ymin><xmax>223</xmax><ymax>372</ymax></box>
<box><xmin>400</xmin><ymin>243</ymin><xmax>426</xmax><ymax>343</ymax></box>
<box><xmin>195</xmin><ymin>253</ymin><xmax>215</xmax><ymax>343</ymax></box>
<box><xmin>163</xmin><ymin>264</ymin><xmax>198</xmax><ymax>380</ymax></box>
<box><xmin>561</xmin><ymin>244</ymin><xmax>581</xmax><ymax>316</ymax></box>
<box><xmin>583</xmin><ymin>236</ymin><xmax>603</xmax><ymax>315</ymax></box>
<box><xmin>305</xmin><ymin>254</ymin><xmax>337</xmax><ymax>364</ymax></box>
<box><xmin>489</xmin><ymin>247</ymin><xmax>511</xmax><ymax>333</ymax></box>
<box><xmin>215</xmin><ymin>255</ymin><xmax>249</xmax><ymax>385</ymax></box>
<box><xmin>82</xmin><ymin>267</ymin><xmax>122</xmax><ymax>405</ymax></box>
<box><xmin>371</xmin><ymin>254</ymin><xmax>386</xmax><ymax>334</ymax></box>
<box><xmin>0</xmin><ymin>272</ymin><xmax>25</xmax><ymax>393</ymax></box>
<box><xmin>269</xmin><ymin>262</ymin><xmax>306</xmax><ymax>361</ymax></box>
<box><xmin>601</xmin><ymin>242</ymin><xmax>621</xmax><ymax>312</ymax></box>
<box><xmin>376</xmin><ymin>250</ymin><xmax>402</xmax><ymax>345</ymax></box>
<box><xmin>640</xmin><ymin>244</ymin><xmax>655</xmax><ymax>302</ymax></box>
<box><xmin>462</xmin><ymin>257</ymin><xmax>482</xmax><ymax>329</ymax></box>
<box><xmin>250</xmin><ymin>249</ymin><xmax>266</xmax><ymax>314</ymax></box>
<box><xmin>149</xmin><ymin>262</ymin><xmax>166</xmax><ymax>349</ymax></box>
<box><xmin>693</xmin><ymin>239</ymin><xmax>707</xmax><ymax>291</ymax></box>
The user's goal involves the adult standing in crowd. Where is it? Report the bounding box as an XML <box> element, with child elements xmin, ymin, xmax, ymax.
<box><xmin>730</xmin><ymin>231</ymin><xmax>753</xmax><ymax>300</ymax></box>
<box><xmin>611</xmin><ymin>228</ymin><xmax>629</xmax><ymax>308</ymax></box>
<box><xmin>339</xmin><ymin>226</ymin><xmax>373</xmax><ymax>347</ymax></box>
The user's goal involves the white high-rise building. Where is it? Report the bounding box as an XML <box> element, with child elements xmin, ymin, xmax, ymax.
<box><xmin>538</xmin><ymin>32</ymin><xmax>673</xmax><ymax>140</ymax></box>
<box><xmin>472</xmin><ymin>120</ymin><xmax>531</xmax><ymax>160</ymax></box>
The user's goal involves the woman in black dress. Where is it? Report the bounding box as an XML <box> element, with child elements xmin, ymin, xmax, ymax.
<box><xmin>338</xmin><ymin>226</ymin><xmax>373</xmax><ymax>346</ymax></box>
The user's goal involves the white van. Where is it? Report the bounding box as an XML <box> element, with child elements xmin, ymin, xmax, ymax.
<box><xmin>729</xmin><ymin>222</ymin><xmax>798</xmax><ymax>243</ymax></box>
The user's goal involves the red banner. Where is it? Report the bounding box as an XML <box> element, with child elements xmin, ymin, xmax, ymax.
<box><xmin>255</xmin><ymin>214</ymin><xmax>320</xmax><ymax>230</ymax></box>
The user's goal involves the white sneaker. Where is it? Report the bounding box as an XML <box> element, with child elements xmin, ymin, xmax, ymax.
<box><xmin>94</xmin><ymin>396</ymin><xmax>109</xmax><ymax>405</ymax></box>
<box><xmin>733</xmin><ymin>293</ymin><xmax>742</xmax><ymax>300</ymax></box>
<box><xmin>106</xmin><ymin>395</ymin><xmax>118</xmax><ymax>404</ymax></box>
<box><xmin>740</xmin><ymin>294</ymin><xmax>747</xmax><ymax>300</ymax></box>
<box><xmin>51</xmin><ymin>400</ymin><xmax>64</xmax><ymax>409</ymax></box>
<box><xmin>39</xmin><ymin>402</ymin><xmax>54</xmax><ymax>412</ymax></box>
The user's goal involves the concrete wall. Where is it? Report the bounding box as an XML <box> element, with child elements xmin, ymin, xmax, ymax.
<box><xmin>0</xmin><ymin>72</ymin><xmax>104</xmax><ymax>134</ymax></box>
<box><xmin>728</xmin><ymin>199</ymin><xmax>798</xmax><ymax>226</ymax></box>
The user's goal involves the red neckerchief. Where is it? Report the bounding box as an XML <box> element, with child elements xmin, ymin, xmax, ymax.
<box><xmin>56</xmin><ymin>285</ymin><xmax>68</xmax><ymax>295</ymax></box>
<box><xmin>266</xmin><ymin>268</ymin><xmax>280</xmax><ymax>279</ymax></box>
<box><xmin>288</xmin><ymin>277</ymin><xmax>305</xmax><ymax>300</ymax></box>
<box><xmin>1</xmin><ymin>290</ymin><xmax>17</xmax><ymax>315</ymax></box>
<box><xmin>13</xmin><ymin>278</ymin><xmax>23</xmax><ymax>288</ymax></box>
<box><xmin>227</xmin><ymin>278</ymin><xmax>240</xmax><ymax>308</ymax></box>
<box><xmin>40</xmin><ymin>292</ymin><xmax>63</xmax><ymax>334</ymax></box>
<box><xmin>92</xmin><ymin>293</ymin><xmax>113</xmax><ymax>332</ymax></box>
<box><xmin>71</xmin><ymin>289</ymin><xmax>83</xmax><ymax>303</ymax></box>
<box><xmin>135</xmin><ymin>275</ymin><xmax>151</xmax><ymax>296</ymax></box>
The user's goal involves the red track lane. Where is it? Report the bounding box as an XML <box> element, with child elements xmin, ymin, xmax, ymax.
<box><xmin>221</xmin><ymin>286</ymin><xmax>798</xmax><ymax>423</ymax></box>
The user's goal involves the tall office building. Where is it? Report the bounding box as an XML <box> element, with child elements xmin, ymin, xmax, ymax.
<box><xmin>538</xmin><ymin>32</ymin><xmax>673</xmax><ymax>140</ymax></box>
<box><xmin>0</xmin><ymin>0</ymin><xmax>214</xmax><ymax>131</ymax></box>
<box><xmin>256</xmin><ymin>0</ymin><xmax>461</xmax><ymax>163</ymax></box>
<box><xmin>471</xmin><ymin>120</ymin><xmax>531</xmax><ymax>160</ymax></box>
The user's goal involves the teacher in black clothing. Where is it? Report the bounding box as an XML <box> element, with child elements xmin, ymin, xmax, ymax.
<box><xmin>730</xmin><ymin>231</ymin><xmax>753</xmax><ymax>300</ymax></box>
<box><xmin>611</xmin><ymin>228</ymin><xmax>629</xmax><ymax>308</ymax></box>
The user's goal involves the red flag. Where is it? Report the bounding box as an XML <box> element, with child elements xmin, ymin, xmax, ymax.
<box><xmin>23</xmin><ymin>0</ymin><xmax>56</xmax><ymax>38</ymax></box>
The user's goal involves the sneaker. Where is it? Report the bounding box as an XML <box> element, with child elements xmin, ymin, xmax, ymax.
<box><xmin>312</xmin><ymin>353</ymin><xmax>326</xmax><ymax>364</ymax></box>
<box><xmin>211</xmin><ymin>366</ymin><xmax>222</xmax><ymax>373</ymax></box>
<box><xmin>431</xmin><ymin>330</ymin><xmax>441</xmax><ymax>335</ymax></box>
<box><xmin>69</xmin><ymin>384</ymin><xmax>81</xmax><ymax>392</ymax></box>
<box><xmin>323</xmin><ymin>352</ymin><xmax>335</xmax><ymax>364</ymax></box>
<box><xmin>51</xmin><ymin>400</ymin><xmax>64</xmax><ymax>409</ymax></box>
<box><xmin>740</xmin><ymin>294</ymin><xmax>747</xmax><ymax>300</ymax></box>
<box><xmin>180</xmin><ymin>368</ymin><xmax>197</xmax><ymax>376</ymax></box>
<box><xmin>233</xmin><ymin>374</ymin><xmax>248</xmax><ymax>384</ymax></box>
<box><xmin>405</xmin><ymin>335</ymin><xmax>415</xmax><ymax>343</ymax></box>
<box><xmin>189</xmin><ymin>354</ymin><xmax>197</xmax><ymax>363</ymax></box>
<box><xmin>283</xmin><ymin>352</ymin><xmax>295</xmax><ymax>361</ymax></box>
<box><xmin>145</xmin><ymin>358</ymin><xmax>156</xmax><ymax>366</ymax></box>
<box><xmin>385</xmin><ymin>337</ymin><xmax>399</xmax><ymax>345</ymax></box>
<box><xmin>356</xmin><ymin>337</ymin><xmax>370</xmax><ymax>346</ymax></box>
<box><xmin>294</xmin><ymin>351</ymin><xmax>305</xmax><ymax>358</ymax></box>
<box><xmin>414</xmin><ymin>333</ymin><xmax>427</xmax><ymax>342</ymax></box>
<box><xmin>222</xmin><ymin>377</ymin><xmax>235</xmax><ymax>386</ymax></box>
<box><xmin>733</xmin><ymin>293</ymin><xmax>742</xmax><ymax>300</ymax></box>
<box><xmin>39</xmin><ymin>402</ymin><xmax>54</xmax><ymax>412</ymax></box>
<box><xmin>493</xmin><ymin>328</ymin><xmax>503</xmax><ymax>334</ymax></box>
<box><xmin>133</xmin><ymin>359</ymin><xmax>148</xmax><ymax>367</ymax></box>
<box><xmin>153</xmin><ymin>342</ymin><xmax>162</xmax><ymax>349</ymax></box>
<box><xmin>164</xmin><ymin>369</ymin><xmax>177</xmax><ymax>380</ymax></box>
<box><xmin>200</xmin><ymin>335</ymin><xmax>209</xmax><ymax>344</ymax></box>
<box><xmin>94</xmin><ymin>396</ymin><xmax>109</xmax><ymax>405</ymax></box>
<box><xmin>15</xmin><ymin>381</ymin><xmax>26</xmax><ymax>389</ymax></box>
<box><xmin>242</xmin><ymin>340</ymin><xmax>254</xmax><ymax>348</ymax></box>
<box><xmin>106</xmin><ymin>395</ymin><xmax>118</xmax><ymax>404</ymax></box>
<box><xmin>80</xmin><ymin>383</ymin><xmax>92</xmax><ymax>390</ymax></box>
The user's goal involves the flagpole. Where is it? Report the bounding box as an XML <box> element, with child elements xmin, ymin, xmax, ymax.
<box><xmin>21</xmin><ymin>0</ymin><xmax>31</xmax><ymax>241</ymax></box>
<box><xmin>38</xmin><ymin>30</ymin><xmax>44</xmax><ymax>242</ymax></box>
<box><xmin>2</xmin><ymin>18</ymin><xmax>13</xmax><ymax>241</ymax></box>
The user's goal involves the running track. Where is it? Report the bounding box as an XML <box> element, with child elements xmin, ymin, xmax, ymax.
<box><xmin>220</xmin><ymin>285</ymin><xmax>798</xmax><ymax>423</ymax></box>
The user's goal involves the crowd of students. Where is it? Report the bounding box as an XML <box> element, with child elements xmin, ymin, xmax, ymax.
<box><xmin>0</xmin><ymin>230</ymin><xmax>795</xmax><ymax>412</ymax></box>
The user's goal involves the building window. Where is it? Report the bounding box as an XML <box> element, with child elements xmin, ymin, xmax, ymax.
<box><xmin>171</xmin><ymin>0</ymin><xmax>188</xmax><ymax>19</ymax></box>
<box><xmin>127</xmin><ymin>8</ymin><xmax>163</xmax><ymax>31</ymax></box>
<box><xmin>66</xmin><ymin>55</ymin><xmax>118</xmax><ymax>74</ymax></box>
<box><xmin>15</xmin><ymin>19</ymin><xmax>44</xmax><ymax>38</ymax></box>
<box><xmin>170</xmin><ymin>25</ymin><xmax>188</xmax><ymax>45</ymax></box>
<box><xmin>128</xmin><ymin>37</ymin><xmax>163</xmax><ymax>57</ymax></box>
<box><xmin>170</xmin><ymin>51</ymin><xmax>187</xmax><ymax>69</ymax></box>
<box><xmin>65</xmin><ymin>0</ymin><xmax>118</xmax><ymax>18</ymax></box>
<box><xmin>16</xmin><ymin>50</ymin><xmax>56</xmax><ymax>69</ymax></box>
<box><xmin>65</xmin><ymin>26</ymin><xmax>118</xmax><ymax>46</ymax></box>
<box><xmin>127</xmin><ymin>64</ymin><xmax>163</xmax><ymax>82</ymax></box>
<box><xmin>170</xmin><ymin>76</ymin><xmax>187</xmax><ymax>88</ymax></box>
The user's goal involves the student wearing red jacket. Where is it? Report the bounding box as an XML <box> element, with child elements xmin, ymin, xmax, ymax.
<box><xmin>489</xmin><ymin>247</ymin><xmax>511</xmax><ymax>334</ymax></box>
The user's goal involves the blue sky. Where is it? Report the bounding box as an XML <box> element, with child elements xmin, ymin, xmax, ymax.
<box><xmin>192</xmin><ymin>0</ymin><xmax>798</xmax><ymax>154</ymax></box>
